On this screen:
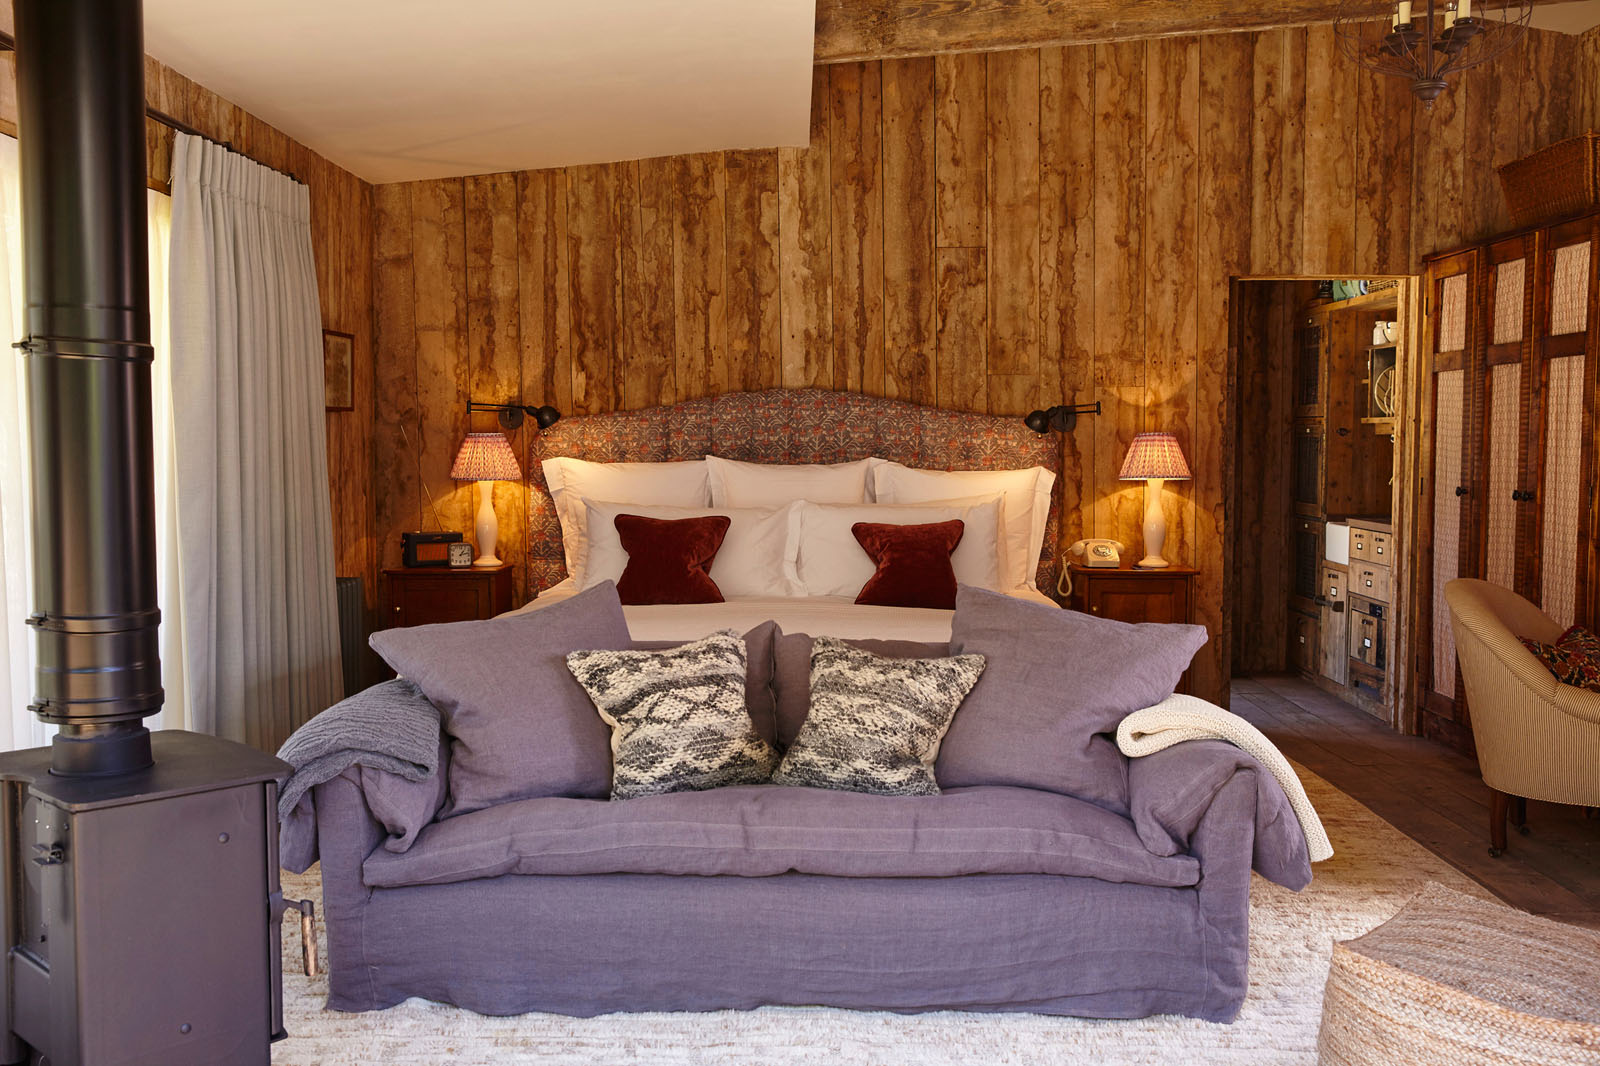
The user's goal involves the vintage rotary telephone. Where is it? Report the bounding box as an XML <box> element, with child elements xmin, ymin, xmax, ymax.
<box><xmin>1059</xmin><ymin>539</ymin><xmax>1126</xmax><ymax>596</ymax></box>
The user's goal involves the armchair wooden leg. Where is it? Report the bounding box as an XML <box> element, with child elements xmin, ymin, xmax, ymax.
<box><xmin>1489</xmin><ymin>789</ymin><xmax>1509</xmax><ymax>857</ymax></box>
<box><xmin>1512</xmin><ymin>795</ymin><xmax>1529</xmax><ymax>835</ymax></box>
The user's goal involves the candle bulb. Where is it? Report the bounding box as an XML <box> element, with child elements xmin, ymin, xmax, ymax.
<box><xmin>1444</xmin><ymin>3</ymin><xmax>1457</xmax><ymax>29</ymax></box>
<box><xmin>1459</xmin><ymin>0</ymin><xmax>1472</xmax><ymax>17</ymax></box>
<box><xmin>1397</xmin><ymin>1</ymin><xmax>1412</xmax><ymax>24</ymax></box>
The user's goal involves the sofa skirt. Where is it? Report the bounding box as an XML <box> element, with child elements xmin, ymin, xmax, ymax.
<box><xmin>324</xmin><ymin>870</ymin><xmax>1245</xmax><ymax>1022</ymax></box>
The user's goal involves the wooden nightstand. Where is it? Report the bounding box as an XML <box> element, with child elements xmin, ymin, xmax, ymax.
<box><xmin>1065</xmin><ymin>560</ymin><xmax>1198</xmax><ymax>692</ymax></box>
<box><xmin>383</xmin><ymin>564</ymin><xmax>514</xmax><ymax>630</ymax></box>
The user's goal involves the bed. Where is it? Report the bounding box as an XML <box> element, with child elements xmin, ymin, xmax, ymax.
<box><xmin>513</xmin><ymin>387</ymin><xmax>1065</xmax><ymax>639</ymax></box>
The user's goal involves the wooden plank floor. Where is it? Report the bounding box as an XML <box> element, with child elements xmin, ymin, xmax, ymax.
<box><xmin>1233</xmin><ymin>674</ymin><xmax>1600</xmax><ymax>929</ymax></box>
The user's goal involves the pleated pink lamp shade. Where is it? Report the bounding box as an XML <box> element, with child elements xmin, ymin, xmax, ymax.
<box><xmin>1117</xmin><ymin>432</ymin><xmax>1192</xmax><ymax>482</ymax></box>
<box><xmin>1118</xmin><ymin>432</ymin><xmax>1189</xmax><ymax>569</ymax></box>
<box><xmin>450</xmin><ymin>432</ymin><xmax>522</xmax><ymax>482</ymax></box>
<box><xmin>451</xmin><ymin>433</ymin><xmax>521</xmax><ymax>567</ymax></box>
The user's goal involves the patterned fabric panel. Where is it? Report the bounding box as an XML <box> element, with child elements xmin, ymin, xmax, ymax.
<box><xmin>1484</xmin><ymin>363</ymin><xmax>1521</xmax><ymax>591</ymax></box>
<box><xmin>1540</xmin><ymin>356</ymin><xmax>1585</xmax><ymax>628</ymax></box>
<box><xmin>1438</xmin><ymin>273</ymin><xmax>1468</xmax><ymax>353</ymax></box>
<box><xmin>1519</xmin><ymin>626</ymin><xmax>1600</xmax><ymax>692</ymax></box>
<box><xmin>528</xmin><ymin>389</ymin><xmax>1063</xmax><ymax>594</ymax></box>
<box><xmin>566</xmin><ymin>631</ymin><xmax>780</xmax><ymax>801</ymax></box>
<box><xmin>770</xmin><ymin>637</ymin><xmax>985</xmax><ymax>796</ymax></box>
<box><xmin>1492</xmin><ymin>258</ymin><xmax>1526</xmax><ymax>345</ymax></box>
<box><xmin>1549</xmin><ymin>242</ymin><xmax>1593</xmax><ymax>337</ymax></box>
<box><xmin>1431</xmin><ymin>370</ymin><xmax>1465</xmax><ymax>698</ymax></box>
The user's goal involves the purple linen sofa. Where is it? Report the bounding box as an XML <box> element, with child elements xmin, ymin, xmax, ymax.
<box><xmin>300</xmin><ymin>732</ymin><xmax>1310</xmax><ymax>1022</ymax></box>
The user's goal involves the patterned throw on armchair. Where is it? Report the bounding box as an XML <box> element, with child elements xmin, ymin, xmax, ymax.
<box><xmin>1445</xmin><ymin>578</ymin><xmax>1600</xmax><ymax>856</ymax></box>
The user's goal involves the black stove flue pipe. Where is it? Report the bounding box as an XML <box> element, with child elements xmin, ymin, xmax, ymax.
<box><xmin>15</xmin><ymin>0</ymin><xmax>161</xmax><ymax>776</ymax></box>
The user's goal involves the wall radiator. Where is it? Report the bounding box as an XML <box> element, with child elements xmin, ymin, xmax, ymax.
<box><xmin>336</xmin><ymin>576</ymin><xmax>366</xmax><ymax>698</ymax></box>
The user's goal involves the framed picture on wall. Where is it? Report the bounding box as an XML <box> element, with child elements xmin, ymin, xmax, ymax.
<box><xmin>323</xmin><ymin>329</ymin><xmax>355</xmax><ymax>411</ymax></box>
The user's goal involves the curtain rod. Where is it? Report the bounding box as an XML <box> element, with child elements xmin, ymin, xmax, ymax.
<box><xmin>0</xmin><ymin>30</ymin><xmax>303</xmax><ymax>185</ymax></box>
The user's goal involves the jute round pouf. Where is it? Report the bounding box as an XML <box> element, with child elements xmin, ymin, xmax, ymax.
<box><xmin>1317</xmin><ymin>881</ymin><xmax>1600</xmax><ymax>1066</ymax></box>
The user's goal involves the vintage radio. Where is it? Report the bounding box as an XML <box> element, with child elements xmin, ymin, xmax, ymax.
<box><xmin>401</xmin><ymin>531</ymin><xmax>463</xmax><ymax>568</ymax></box>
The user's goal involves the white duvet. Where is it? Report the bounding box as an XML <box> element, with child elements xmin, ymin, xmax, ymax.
<box><xmin>505</xmin><ymin>579</ymin><xmax>1057</xmax><ymax>642</ymax></box>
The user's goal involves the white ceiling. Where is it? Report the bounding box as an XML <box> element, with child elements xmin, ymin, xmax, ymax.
<box><xmin>141</xmin><ymin>0</ymin><xmax>817</xmax><ymax>185</ymax></box>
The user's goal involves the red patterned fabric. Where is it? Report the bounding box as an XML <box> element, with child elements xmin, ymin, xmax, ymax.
<box><xmin>851</xmin><ymin>520</ymin><xmax>965</xmax><ymax>610</ymax></box>
<box><xmin>1519</xmin><ymin>625</ymin><xmax>1600</xmax><ymax>692</ymax></box>
<box><xmin>614</xmin><ymin>515</ymin><xmax>730</xmax><ymax>606</ymax></box>
<box><xmin>528</xmin><ymin>389</ymin><xmax>1063</xmax><ymax>596</ymax></box>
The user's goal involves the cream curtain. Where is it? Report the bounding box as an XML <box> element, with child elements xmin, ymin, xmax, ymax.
<box><xmin>168</xmin><ymin>133</ymin><xmax>342</xmax><ymax>750</ymax></box>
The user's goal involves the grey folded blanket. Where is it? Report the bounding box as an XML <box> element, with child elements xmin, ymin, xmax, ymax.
<box><xmin>276</xmin><ymin>678</ymin><xmax>441</xmax><ymax>824</ymax></box>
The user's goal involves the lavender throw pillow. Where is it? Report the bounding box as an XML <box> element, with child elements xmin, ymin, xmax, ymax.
<box><xmin>937</xmin><ymin>585</ymin><xmax>1208</xmax><ymax>813</ymax></box>
<box><xmin>369</xmin><ymin>582</ymin><xmax>632</xmax><ymax>816</ymax></box>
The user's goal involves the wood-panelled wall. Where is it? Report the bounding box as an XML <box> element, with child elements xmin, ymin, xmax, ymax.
<box><xmin>371</xmin><ymin>26</ymin><xmax>1586</xmax><ymax>706</ymax></box>
<box><xmin>0</xmin><ymin>29</ymin><xmax>378</xmax><ymax>649</ymax></box>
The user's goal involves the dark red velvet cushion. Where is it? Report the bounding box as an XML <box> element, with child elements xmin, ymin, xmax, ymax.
<box><xmin>851</xmin><ymin>520</ymin><xmax>965</xmax><ymax>610</ymax></box>
<box><xmin>614</xmin><ymin>514</ymin><xmax>731</xmax><ymax>605</ymax></box>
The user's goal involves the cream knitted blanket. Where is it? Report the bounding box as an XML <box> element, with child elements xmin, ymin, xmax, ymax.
<box><xmin>1118</xmin><ymin>694</ymin><xmax>1334</xmax><ymax>862</ymax></box>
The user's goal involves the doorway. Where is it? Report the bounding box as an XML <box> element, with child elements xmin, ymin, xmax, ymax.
<box><xmin>1229</xmin><ymin>275</ymin><xmax>1421</xmax><ymax>732</ymax></box>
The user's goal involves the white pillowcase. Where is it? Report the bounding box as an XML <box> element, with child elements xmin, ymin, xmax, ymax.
<box><xmin>706</xmin><ymin>455</ymin><xmax>882</xmax><ymax>508</ymax></box>
<box><xmin>871</xmin><ymin>463</ymin><xmax>1056</xmax><ymax>590</ymax></box>
<box><xmin>577</xmin><ymin>501</ymin><xmax>802</xmax><ymax>598</ymax></box>
<box><xmin>794</xmin><ymin>497</ymin><xmax>1006</xmax><ymax>598</ymax></box>
<box><xmin>542</xmin><ymin>458</ymin><xmax>711</xmax><ymax>573</ymax></box>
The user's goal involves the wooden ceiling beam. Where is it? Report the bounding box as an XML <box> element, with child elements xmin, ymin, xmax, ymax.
<box><xmin>813</xmin><ymin>0</ymin><xmax>1561</xmax><ymax>63</ymax></box>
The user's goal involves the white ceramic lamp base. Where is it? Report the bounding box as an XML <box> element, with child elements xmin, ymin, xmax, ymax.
<box><xmin>1138</xmin><ymin>478</ymin><xmax>1169</xmax><ymax>568</ymax></box>
<box><xmin>473</xmin><ymin>479</ymin><xmax>502</xmax><ymax>566</ymax></box>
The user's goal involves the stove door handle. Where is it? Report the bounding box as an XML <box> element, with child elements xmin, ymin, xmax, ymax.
<box><xmin>273</xmin><ymin>894</ymin><xmax>318</xmax><ymax>978</ymax></box>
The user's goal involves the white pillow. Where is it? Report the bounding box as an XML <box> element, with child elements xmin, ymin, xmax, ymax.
<box><xmin>577</xmin><ymin>501</ymin><xmax>802</xmax><ymax>598</ymax></box>
<box><xmin>871</xmin><ymin>463</ymin><xmax>1055</xmax><ymax>590</ymax></box>
<box><xmin>794</xmin><ymin>497</ymin><xmax>1006</xmax><ymax>598</ymax></box>
<box><xmin>706</xmin><ymin>455</ymin><xmax>883</xmax><ymax>508</ymax></box>
<box><xmin>542</xmin><ymin>458</ymin><xmax>711</xmax><ymax>573</ymax></box>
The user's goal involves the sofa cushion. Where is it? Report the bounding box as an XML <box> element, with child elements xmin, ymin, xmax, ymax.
<box><xmin>772</xmin><ymin>631</ymin><xmax>948</xmax><ymax>748</ymax></box>
<box><xmin>635</xmin><ymin>621</ymin><xmax>779</xmax><ymax>745</ymax></box>
<box><xmin>567</xmin><ymin>631</ymin><xmax>780</xmax><ymax>800</ymax></box>
<box><xmin>361</xmin><ymin>783</ymin><xmax>1200</xmax><ymax>888</ymax></box>
<box><xmin>938</xmin><ymin>586</ymin><xmax>1209</xmax><ymax>813</ymax></box>
<box><xmin>771</xmin><ymin>637</ymin><xmax>983</xmax><ymax>796</ymax></box>
<box><xmin>369</xmin><ymin>581</ymin><xmax>631</xmax><ymax>816</ymax></box>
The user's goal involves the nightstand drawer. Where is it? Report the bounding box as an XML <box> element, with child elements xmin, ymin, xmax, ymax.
<box><xmin>1080</xmin><ymin>575</ymin><xmax>1192</xmax><ymax>625</ymax></box>
<box><xmin>384</xmin><ymin>565</ymin><xmax>514</xmax><ymax>630</ymax></box>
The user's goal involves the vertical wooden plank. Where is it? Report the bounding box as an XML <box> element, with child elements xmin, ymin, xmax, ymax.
<box><xmin>622</xmin><ymin>158</ymin><xmax>678</xmax><ymax>408</ymax></box>
<box><xmin>986</xmin><ymin>49</ymin><xmax>1041</xmax><ymax>388</ymax></box>
<box><xmin>1250</xmin><ymin>29</ymin><xmax>1305</xmax><ymax>274</ymax></box>
<box><xmin>1412</xmin><ymin>71</ymin><xmax>1467</xmax><ymax>261</ymax></box>
<box><xmin>1144</xmin><ymin>37</ymin><xmax>1200</xmax><ymax>567</ymax></box>
<box><xmin>464</xmin><ymin>171</ymin><xmax>525</xmax><ymax>601</ymax></box>
<box><xmin>1461</xmin><ymin>44</ymin><xmax>1528</xmax><ymax>243</ymax></box>
<box><xmin>1355</xmin><ymin>67</ymin><xmax>1414</xmax><ymax>273</ymax></box>
<box><xmin>723</xmin><ymin>150</ymin><xmax>782</xmax><ymax>393</ymax></box>
<box><xmin>779</xmin><ymin>68</ymin><xmax>834</xmax><ymax>390</ymax></box>
<box><xmin>1092</xmin><ymin>40</ymin><xmax>1146</xmax><ymax>549</ymax></box>
<box><xmin>410</xmin><ymin>178</ymin><xmax>472</xmax><ymax>536</ymax></box>
<box><xmin>1527</xmin><ymin>29</ymin><xmax>1579</xmax><ymax>152</ymax></box>
<box><xmin>829</xmin><ymin>61</ymin><xmax>885</xmax><ymax>395</ymax></box>
<box><xmin>935</xmin><ymin>248</ymin><xmax>987</xmax><ymax>413</ymax></box>
<box><xmin>517</xmin><ymin>169</ymin><xmax>572</xmax><ymax>417</ymax></box>
<box><xmin>1040</xmin><ymin>44</ymin><xmax>1097</xmax><ymax>549</ymax></box>
<box><xmin>882</xmin><ymin>57</ymin><xmax>938</xmax><ymax>405</ymax></box>
<box><xmin>1302</xmin><ymin>23</ymin><xmax>1358</xmax><ymax>275</ymax></box>
<box><xmin>934</xmin><ymin>52</ymin><xmax>987</xmax><ymax>248</ymax></box>
<box><xmin>1196</xmin><ymin>31</ymin><xmax>1259</xmax><ymax>705</ymax></box>
<box><xmin>567</xmin><ymin>164</ymin><xmax>624</xmax><ymax>415</ymax></box>
<box><xmin>372</xmin><ymin>183</ymin><xmax>418</xmax><ymax>574</ymax></box>
<box><xmin>673</xmin><ymin>153</ymin><xmax>728</xmax><ymax>399</ymax></box>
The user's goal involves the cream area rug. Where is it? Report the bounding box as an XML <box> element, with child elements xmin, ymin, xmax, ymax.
<box><xmin>272</xmin><ymin>764</ymin><xmax>1485</xmax><ymax>1065</ymax></box>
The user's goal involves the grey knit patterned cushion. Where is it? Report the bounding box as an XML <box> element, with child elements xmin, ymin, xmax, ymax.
<box><xmin>772</xmin><ymin>637</ymin><xmax>985</xmax><ymax>796</ymax></box>
<box><xmin>567</xmin><ymin>631</ymin><xmax>780</xmax><ymax>801</ymax></box>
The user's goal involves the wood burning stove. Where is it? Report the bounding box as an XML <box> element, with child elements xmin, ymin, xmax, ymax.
<box><xmin>0</xmin><ymin>2</ymin><xmax>292</xmax><ymax>1062</ymax></box>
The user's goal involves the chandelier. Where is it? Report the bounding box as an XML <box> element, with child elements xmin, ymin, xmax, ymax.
<box><xmin>1334</xmin><ymin>0</ymin><xmax>1533</xmax><ymax>103</ymax></box>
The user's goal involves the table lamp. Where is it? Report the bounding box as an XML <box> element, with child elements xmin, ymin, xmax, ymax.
<box><xmin>1118</xmin><ymin>432</ymin><xmax>1191</xmax><ymax>569</ymax></box>
<box><xmin>450</xmin><ymin>432</ymin><xmax>522</xmax><ymax>566</ymax></box>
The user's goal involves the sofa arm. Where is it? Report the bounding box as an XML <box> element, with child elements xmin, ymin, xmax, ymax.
<box><xmin>1126</xmin><ymin>739</ymin><xmax>1311</xmax><ymax>891</ymax></box>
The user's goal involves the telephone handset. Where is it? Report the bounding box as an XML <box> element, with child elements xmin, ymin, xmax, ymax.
<box><xmin>1059</xmin><ymin>539</ymin><xmax>1127</xmax><ymax>597</ymax></box>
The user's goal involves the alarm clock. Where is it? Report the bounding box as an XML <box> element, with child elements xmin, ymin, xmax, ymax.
<box><xmin>447</xmin><ymin>542</ymin><xmax>475</xmax><ymax>568</ymax></box>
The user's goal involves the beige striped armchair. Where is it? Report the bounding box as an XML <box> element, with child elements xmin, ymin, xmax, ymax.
<box><xmin>1445</xmin><ymin>578</ymin><xmax>1600</xmax><ymax>856</ymax></box>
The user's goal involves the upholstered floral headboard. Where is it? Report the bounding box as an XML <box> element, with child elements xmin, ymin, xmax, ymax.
<box><xmin>528</xmin><ymin>388</ymin><xmax>1062</xmax><ymax>595</ymax></box>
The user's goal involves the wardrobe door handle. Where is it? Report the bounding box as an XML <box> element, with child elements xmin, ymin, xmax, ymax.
<box><xmin>1455</xmin><ymin>485</ymin><xmax>1468</xmax><ymax>497</ymax></box>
